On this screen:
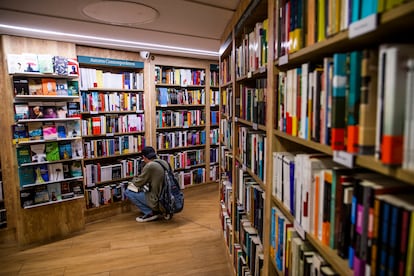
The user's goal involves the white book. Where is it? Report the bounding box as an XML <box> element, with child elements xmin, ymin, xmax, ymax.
<box><xmin>403</xmin><ymin>58</ymin><xmax>414</xmax><ymax>170</ymax></box>
<box><xmin>283</xmin><ymin>153</ymin><xmax>295</xmax><ymax>212</ymax></box>
<box><xmin>300</xmin><ymin>63</ymin><xmax>309</xmax><ymax>139</ymax></box>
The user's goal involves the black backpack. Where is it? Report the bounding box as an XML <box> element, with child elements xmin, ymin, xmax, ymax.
<box><xmin>154</xmin><ymin>160</ymin><xmax>184</xmax><ymax>219</ymax></box>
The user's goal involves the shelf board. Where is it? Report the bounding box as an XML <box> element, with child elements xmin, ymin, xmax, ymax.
<box><xmin>90</xmin><ymin>176</ymin><xmax>133</xmax><ymax>186</ymax></box>
<box><xmin>82</xmin><ymin>88</ymin><xmax>144</xmax><ymax>92</ymax></box>
<box><xmin>157</xmin><ymin>144</ymin><xmax>205</xmax><ymax>152</ymax></box>
<box><xmin>274</xmin><ymin>130</ymin><xmax>333</xmax><ymax>155</ymax></box>
<box><xmin>14</xmin><ymin>95</ymin><xmax>80</xmax><ymax>100</ymax></box>
<box><xmin>271</xmin><ymin>195</ymin><xmax>352</xmax><ymax>276</ymax></box>
<box><xmin>156</xmin><ymin>104</ymin><xmax>205</xmax><ymax>108</ymax></box>
<box><xmin>17</xmin><ymin>117</ymin><xmax>80</xmax><ymax>123</ymax></box>
<box><xmin>220</xmin><ymin>80</ymin><xmax>233</xmax><ymax>88</ymax></box>
<box><xmin>80</xmin><ymin>110</ymin><xmax>144</xmax><ymax>115</ymax></box>
<box><xmin>12</xmin><ymin>72</ymin><xmax>78</xmax><ymax>79</ymax></box>
<box><xmin>23</xmin><ymin>195</ymin><xmax>84</xmax><ymax>209</ymax></box>
<box><xmin>236</xmin><ymin>118</ymin><xmax>266</xmax><ymax>131</ymax></box>
<box><xmin>19</xmin><ymin>157</ymin><xmax>84</xmax><ymax>167</ymax></box>
<box><xmin>82</xmin><ymin>131</ymin><xmax>145</xmax><ymax>138</ymax></box>
<box><xmin>235</xmin><ymin>156</ymin><xmax>265</xmax><ymax>190</ymax></box>
<box><xmin>156</xmin><ymin>125</ymin><xmax>206</xmax><ymax>131</ymax></box>
<box><xmin>21</xmin><ymin>176</ymin><xmax>83</xmax><ymax>188</ymax></box>
<box><xmin>16</xmin><ymin>136</ymin><xmax>82</xmax><ymax>146</ymax></box>
<box><xmin>83</xmin><ymin>152</ymin><xmax>140</xmax><ymax>161</ymax></box>
<box><xmin>236</xmin><ymin>67</ymin><xmax>267</xmax><ymax>81</ymax></box>
<box><xmin>155</xmin><ymin>83</ymin><xmax>205</xmax><ymax>88</ymax></box>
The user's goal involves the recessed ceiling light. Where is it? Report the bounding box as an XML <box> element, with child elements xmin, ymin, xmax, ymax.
<box><xmin>82</xmin><ymin>1</ymin><xmax>159</xmax><ymax>26</ymax></box>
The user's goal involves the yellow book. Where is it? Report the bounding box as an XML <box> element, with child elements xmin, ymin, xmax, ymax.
<box><xmin>95</xmin><ymin>70</ymin><xmax>103</xmax><ymax>88</ymax></box>
<box><xmin>405</xmin><ymin>212</ymin><xmax>414</xmax><ymax>275</ymax></box>
<box><xmin>317</xmin><ymin>0</ymin><xmax>326</xmax><ymax>42</ymax></box>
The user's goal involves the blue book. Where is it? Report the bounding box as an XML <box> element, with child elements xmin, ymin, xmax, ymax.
<box><xmin>352</xmin><ymin>0</ymin><xmax>362</xmax><ymax>22</ymax></box>
<box><xmin>361</xmin><ymin>0</ymin><xmax>378</xmax><ymax>18</ymax></box>
<box><xmin>158</xmin><ymin>88</ymin><xmax>168</xmax><ymax>106</ymax></box>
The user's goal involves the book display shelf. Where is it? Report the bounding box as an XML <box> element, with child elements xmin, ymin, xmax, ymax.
<box><xmin>9</xmin><ymin>54</ymin><xmax>84</xmax><ymax>209</ymax></box>
<box><xmin>78</xmin><ymin>54</ymin><xmax>146</xmax><ymax>212</ymax></box>
<box><xmin>153</xmin><ymin>59</ymin><xmax>219</xmax><ymax>188</ymax></box>
<box><xmin>219</xmin><ymin>0</ymin><xmax>414</xmax><ymax>275</ymax></box>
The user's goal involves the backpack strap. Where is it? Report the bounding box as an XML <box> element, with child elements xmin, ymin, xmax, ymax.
<box><xmin>153</xmin><ymin>159</ymin><xmax>172</xmax><ymax>172</ymax></box>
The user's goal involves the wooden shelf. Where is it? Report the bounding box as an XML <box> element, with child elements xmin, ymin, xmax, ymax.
<box><xmin>19</xmin><ymin>157</ymin><xmax>83</xmax><ymax>167</ymax></box>
<box><xmin>20</xmin><ymin>176</ymin><xmax>83</xmax><ymax>188</ymax></box>
<box><xmin>157</xmin><ymin>144</ymin><xmax>205</xmax><ymax>152</ymax></box>
<box><xmin>155</xmin><ymin>83</ymin><xmax>205</xmax><ymax>88</ymax></box>
<box><xmin>14</xmin><ymin>95</ymin><xmax>79</xmax><ymax>100</ymax></box>
<box><xmin>83</xmin><ymin>152</ymin><xmax>140</xmax><ymax>162</ymax></box>
<box><xmin>11</xmin><ymin>73</ymin><xmax>78</xmax><ymax>79</ymax></box>
<box><xmin>82</xmin><ymin>88</ymin><xmax>144</xmax><ymax>92</ymax></box>
<box><xmin>273</xmin><ymin>130</ymin><xmax>333</xmax><ymax>155</ymax></box>
<box><xmin>236</xmin><ymin>118</ymin><xmax>266</xmax><ymax>132</ymax></box>
<box><xmin>156</xmin><ymin>104</ymin><xmax>205</xmax><ymax>108</ymax></box>
<box><xmin>23</xmin><ymin>195</ymin><xmax>84</xmax><ymax>209</ymax></box>
<box><xmin>156</xmin><ymin>125</ymin><xmax>206</xmax><ymax>131</ymax></box>
<box><xmin>82</xmin><ymin>131</ymin><xmax>145</xmax><ymax>138</ymax></box>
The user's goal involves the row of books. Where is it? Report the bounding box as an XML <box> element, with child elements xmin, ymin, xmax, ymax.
<box><xmin>221</xmin><ymin>87</ymin><xmax>233</xmax><ymax>117</ymax></box>
<box><xmin>82</xmin><ymin>114</ymin><xmax>145</xmax><ymax>136</ymax></box>
<box><xmin>209</xmin><ymin>129</ymin><xmax>219</xmax><ymax>146</ymax></box>
<box><xmin>238</xmin><ymin>127</ymin><xmax>267</xmax><ymax>181</ymax></box>
<box><xmin>209</xmin><ymin>164</ymin><xmax>219</xmax><ymax>181</ymax></box>
<box><xmin>13</xmin><ymin>120</ymin><xmax>81</xmax><ymax>144</ymax></box>
<box><xmin>220</xmin><ymin>55</ymin><xmax>233</xmax><ymax>85</ymax></box>
<box><xmin>154</xmin><ymin>66</ymin><xmax>205</xmax><ymax>86</ymax></box>
<box><xmin>7</xmin><ymin>53</ymin><xmax>79</xmax><ymax>75</ymax></box>
<box><xmin>278</xmin><ymin>44</ymin><xmax>414</xmax><ymax>168</ymax></box>
<box><xmin>85</xmin><ymin>182</ymin><xmax>126</xmax><ymax>209</ymax></box>
<box><xmin>84</xmin><ymin>157</ymin><xmax>144</xmax><ymax>187</ymax></box>
<box><xmin>211</xmin><ymin>111</ymin><xmax>219</xmax><ymax>125</ymax></box>
<box><xmin>20</xmin><ymin>181</ymin><xmax>84</xmax><ymax>208</ymax></box>
<box><xmin>237</xmin><ymin>79</ymin><xmax>267</xmax><ymax>126</ymax></box>
<box><xmin>18</xmin><ymin>161</ymin><xmax>82</xmax><ymax>187</ymax></box>
<box><xmin>83</xmin><ymin>135</ymin><xmax>145</xmax><ymax>158</ymax></box>
<box><xmin>236</xmin><ymin>18</ymin><xmax>269</xmax><ymax>78</ymax></box>
<box><xmin>156</xmin><ymin>87</ymin><xmax>206</xmax><ymax>106</ymax></box>
<box><xmin>220</xmin><ymin>119</ymin><xmax>233</xmax><ymax>150</ymax></box>
<box><xmin>210</xmin><ymin>70</ymin><xmax>219</xmax><ymax>87</ymax></box>
<box><xmin>210</xmin><ymin>148</ymin><xmax>219</xmax><ymax>163</ymax></box>
<box><xmin>16</xmin><ymin>140</ymin><xmax>83</xmax><ymax>166</ymax></box>
<box><xmin>156</xmin><ymin>130</ymin><xmax>206</xmax><ymax>150</ymax></box>
<box><xmin>274</xmin><ymin>0</ymin><xmax>400</xmax><ymax>56</ymax></box>
<box><xmin>80</xmin><ymin>90</ymin><xmax>145</xmax><ymax>112</ymax></box>
<box><xmin>156</xmin><ymin>110</ymin><xmax>205</xmax><ymax>128</ymax></box>
<box><xmin>270</xmin><ymin>206</ymin><xmax>340</xmax><ymax>275</ymax></box>
<box><xmin>210</xmin><ymin>89</ymin><xmax>220</xmax><ymax>106</ymax></box>
<box><xmin>272</xmin><ymin>151</ymin><xmax>414</xmax><ymax>275</ymax></box>
<box><xmin>158</xmin><ymin>149</ymin><xmax>205</xmax><ymax>171</ymax></box>
<box><xmin>13</xmin><ymin>77</ymin><xmax>79</xmax><ymax>96</ymax></box>
<box><xmin>14</xmin><ymin>101</ymin><xmax>80</xmax><ymax>121</ymax></box>
<box><xmin>79</xmin><ymin>68</ymin><xmax>144</xmax><ymax>90</ymax></box>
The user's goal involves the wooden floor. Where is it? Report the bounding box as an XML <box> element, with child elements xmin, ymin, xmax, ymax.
<box><xmin>0</xmin><ymin>183</ymin><xmax>232</xmax><ymax>276</ymax></box>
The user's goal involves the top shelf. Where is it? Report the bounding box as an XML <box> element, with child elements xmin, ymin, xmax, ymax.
<box><xmin>276</xmin><ymin>1</ymin><xmax>414</xmax><ymax>67</ymax></box>
<box><xmin>11</xmin><ymin>72</ymin><xmax>79</xmax><ymax>79</ymax></box>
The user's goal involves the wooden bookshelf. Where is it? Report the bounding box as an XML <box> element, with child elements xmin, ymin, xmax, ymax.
<box><xmin>219</xmin><ymin>0</ymin><xmax>414</xmax><ymax>275</ymax></box>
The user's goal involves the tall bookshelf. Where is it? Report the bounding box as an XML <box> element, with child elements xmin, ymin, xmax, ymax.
<box><xmin>0</xmin><ymin>35</ymin><xmax>85</xmax><ymax>246</ymax></box>
<box><xmin>219</xmin><ymin>0</ymin><xmax>414</xmax><ymax>275</ymax></box>
<box><xmin>150</xmin><ymin>56</ymin><xmax>219</xmax><ymax>188</ymax></box>
<box><xmin>76</xmin><ymin>48</ymin><xmax>148</xmax><ymax>221</ymax></box>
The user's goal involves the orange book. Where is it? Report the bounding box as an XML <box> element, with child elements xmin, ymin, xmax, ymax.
<box><xmin>92</xmin><ymin>117</ymin><xmax>101</xmax><ymax>135</ymax></box>
<box><xmin>41</xmin><ymin>78</ymin><xmax>57</xmax><ymax>95</ymax></box>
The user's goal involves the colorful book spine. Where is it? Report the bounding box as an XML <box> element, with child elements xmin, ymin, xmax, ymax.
<box><xmin>331</xmin><ymin>53</ymin><xmax>347</xmax><ymax>150</ymax></box>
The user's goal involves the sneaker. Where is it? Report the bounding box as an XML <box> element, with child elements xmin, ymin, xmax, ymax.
<box><xmin>136</xmin><ymin>213</ymin><xmax>159</xmax><ymax>222</ymax></box>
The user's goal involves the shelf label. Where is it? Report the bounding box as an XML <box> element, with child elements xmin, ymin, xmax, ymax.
<box><xmin>106</xmin><ymin>133</ymin><xmax>114</xmax><ymax>137</ymax></box>
<box><xmin>259</xmin><ymin>66</ymin><xmax>266</xmax><ymax>73</ymax></box>
<box><xmin>349</xmin><ymin>14</ymin><xmax>377</xmax><ymax>39</ymax></box>
<box><xmin>279</xmin><ymin>55</ymin><xmax>289</xmax><ymax>66</ymax></box>
<box><xmin>160</xmin><ymin>104</ymin><xmax>167</xmax><ymax>108</ymax></box>
<box><xmin>333</xmin><ymin>150</ymin><xmax>355</xmax><ymax>168</ymax></box>
<box><xmin>90</xmin><ymin>111</ymin><xmax>98</xmax><ymax>114</ymax></box>
<box><xmin>247</xmin><ymin>71</ymin><xmax>253</xmax><ymax>78</ymax></box>
<box><xmin>252</xmin><ymin>123</ymin><xmax>258</xmax><ymax>130</ymax></box>
<box><xmin>77</xmin><ymin>55</ymin><xmax>144</xmax><ymax>69</ymax></box>
<box><xmin>242</xmin><ymin>164</ymin><xmax>247</xmax><ymax>172</ymax></box>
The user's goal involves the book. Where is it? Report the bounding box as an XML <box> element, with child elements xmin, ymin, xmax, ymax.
<box><xmin>47</xmin><ymin>183</ymin><xmax>62</xmax><ymax>201</ymax></box>
<box><xmin>14</xmin><ymin>103</ymin><xmax>30</xmax><ymax>121</ymax></box>
<box><xmin>47</xmin><ymin>163</ymin><xmax>64</xmax><ymax>182</ymax></box>
<box><xmin>56</xmin><ymin>122</ymin><xmax>67</xmax><ymax>138</ymax></box>
<box><xmin>42</xmin><ymin>122</ymin><xmax>57</xmax><ymax>140</ymax></box>
<box><xmin>30</xmin><ymin>144</ymin><xmax>46</xmax><ymax>163</ymax></box>
<box><xmin>331</xmin><ymin>53</ymin><xmax>347</xmax><ymax>150</ymax></box>
<box><xmin>67</xmin><ymin>102</ymin><xmax>80</xmax><ymax>118</ymax></box>
<box><xmin>56</xmin><ymin>79</ymin><xmax>68</xmax><ymax>95</ymax></box>
<box><xmin>13</xmin><ymin>78</ymin><xmax>29</xmax><ymax>95</ymax></box>
<box><xmin>67</xmin><ymin>58</ymin><xmax>79</xmax><ymax>75</ymax></box>
<box><xmin>29</xmin><ymin>104</ymin><xmax>44</xmax><ymax>119</ymax></box>
<box><xmin>37</xmin><ymin>54</ymin><xmax>54</xmax><ymax>73</ymax></box>
<box><xmin>22</xmin><ymin>53</ymin><xmax>39</xmax><ymax>72</ymax></box>
<box><xmin>71</xmin><ymin>139</ymin><xmax>83</xmax><ymax>158</ymax></box>
<box><xmin>34</xmin><ymin>185</ymin><xmax>51</xmax><ymax>203</ymax></box>
<box><xmin>59</xmin><ymin>142</ymin><xmax>72</xmax><ymax>160</ymax></box>
<box><xmin>67</xmin><ymin>80</ymin><xmax>79</xmax><ymax>96</ymax></box>
<box><xmin>33</xmin><ymin>164</ymin><xmax>49</xmax><ymax>183</ymax></box>
<box><xmin>18</xmin><ymin>166</ymin><xmax>34</xmax><ymax>187</ymax></box>
<box><xmin>70</xmin><ymin>161</ymin><xmax>82</xmax><ymax>177</ymax></box>
<box><xmin>7</xmin><ymin>54</ymin><xmax>25</xmax><ymax>73</ymax></box>
<box><xmin>60</xmin><ymin>181</ymin><xmax>74</xmax><ymax>199</ymax></box>
<box><xmin>45</xmin><ymin>141</ymin><xmax>60</xmax><ymax>161</ymax></box>
<box><xmin>43</xmin><ymin>106</ymin><xmax>58</xmax><ymax>119</ymax></box>
<box><xmin>28</xmin><ymin>79</ymin><xmax>43</xmax><ymax>95</ymax></box>
<box><xmin>41</xmin><ymin>78</ymin><xmax>57</xmax><ymax>95</ymax></box>
<box><xmin>12</xmin><ymin>124</ymin><xmax>29</xmax><ymax>144</ymax></box>
<box><xmin>53</xmin><ymin>56</ymin><xmax>68</xmax><ymax>75</ymax></box>
<box><xmin>16</xmin><ymin>146</ymin><xmax>32</xmax><ymax>165</ymax></box>
<box><xmin>347</xmin><ymin>51</ymin><xmax>362</xmax><ymax>153</ymax></box>
<box><xmin>28</xmin><ymin>121</ymin><xmax>43</xmax><ymax>140</ymax></box>
<box><xmin>66</xmin><ymin>120</ymin><xmax>80</xmax><ymax>137</ymax></box>
<box><xmin>71</xmin><ymin>182</ymin><xmax>83</xmax><ymax>196</ymax></box>
<box><xmin>20</xmin><ymin>189</ymin><xmax>35</xmax><ymax>207</ymax></box>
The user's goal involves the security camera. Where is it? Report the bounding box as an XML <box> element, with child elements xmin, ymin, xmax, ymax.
<box><xmin>140</xmin><ymin>51</ymin><xmax>150</xmax><ymax>60</ymax></box>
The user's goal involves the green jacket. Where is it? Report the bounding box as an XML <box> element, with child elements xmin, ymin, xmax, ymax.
<box><xmin>130</xmin><ymin>159</ymin><xmax>169</xmax><ymax>210</ymax></box>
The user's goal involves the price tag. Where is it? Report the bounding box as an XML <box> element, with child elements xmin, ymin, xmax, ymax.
<box><xmin>160</xmin><ymin>104</ymin><xmax>167</xmax><ymax>108</ymax></box>
<box><xmin>259</xmin><ymin>66</ymin><xmax>266</xmax><ymax>73</ymax></box>
<box><xmin>279</xmin><ymin>55</ymin><xmax>289</xmax><ymax>66</ymax></box>
<box><xmin>136</xmin><ymin>109</ymin><xmax>143</xmax><ymax>113</ymax></box>
<box><xmin>235</xmin><ymin>117</ymin><xmax>238</xmax><ymax>122</ymax></box>
<box><xmin>90</xmin><ymin>110</ymin><xmax>98</xmax><ymax>115</ymax></box>
<box><xmin>247</xmin><ymin>71</ymin><xmax>252</xmax><ymax>78</ymax></box>
<box><xmin>106</xmin><ymin>133</ymin><xmax>114</xmax><ymax>137</ymax></box>
<box><xmin>333</xmin><ymin>150</ymin><xmax>355</xmax><ymax>168</ymax></box>
<box><xmin>252</xmin><ymin>123</ymin><xmax>258</xmax><ymax>130</ymax></box>
<box><xmin>349</xmin><ymin>14</ymin><xmax>377</xmax><ymax>39</ymax></box>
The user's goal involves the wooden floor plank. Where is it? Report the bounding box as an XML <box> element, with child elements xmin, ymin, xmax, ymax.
<box><xmin>0</xmin><ymin>183</ymin><xmax>232</xmax><ymax>276</ymax></box>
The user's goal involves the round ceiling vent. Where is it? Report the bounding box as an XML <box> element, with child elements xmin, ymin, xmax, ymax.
<box><xmin>82</xmin><ymin>1</ymin><xmax>159</xmax><ymax>26</ymax></box>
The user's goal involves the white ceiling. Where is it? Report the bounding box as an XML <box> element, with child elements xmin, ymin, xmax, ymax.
<box><xmin>0</xmin><ymin>0</ymin><xmax>241</xmax><ymax>59</ymax></box>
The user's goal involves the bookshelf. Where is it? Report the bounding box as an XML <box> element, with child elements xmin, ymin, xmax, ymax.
<box><xmin>151</xmin><ymin>56</ymin><xmax>219</xmax><ymax>188</ymax></box>
<box><xmin>0</xmin><ymin>35</ymin><xmax>85</xmax><ymax>246</ymax></box>
<box><xmin>219</xmin><ymin>0</ymin><xmax>414</xmax><ymax>275</ymax></box>
<box><xmin>77</xmin><ymin>51</ymin><xmax>147</xmax><ymax>214</ymax></box>
<box><xmin>0</xmin><ymin>151</ymin><xmax>5</xmax><ymax>229</ymax></box>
